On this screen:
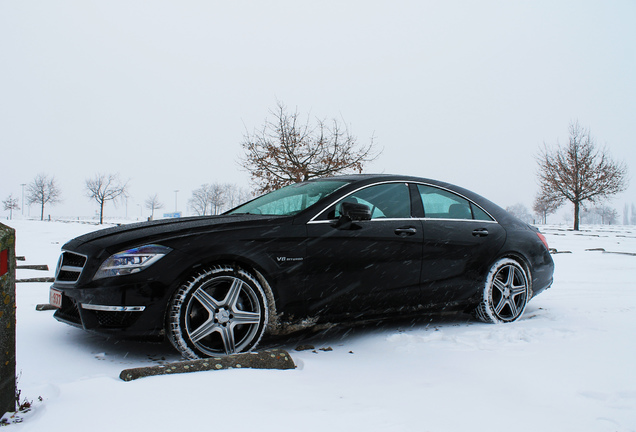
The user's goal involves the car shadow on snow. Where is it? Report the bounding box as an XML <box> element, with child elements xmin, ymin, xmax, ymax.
<box><xmin>57</xmin><ymin>307</ymin><xmax>548</xmax><ymax>366</ymax></box>
<box><xmin>263</xmin><ymin>303</ymin><xmax>551</xmax><ymax>354</ymax></box>
<box><xmin>262</xmin><ymin>311</ymin><xmax>482</xmax><ymax>352</ymax></box>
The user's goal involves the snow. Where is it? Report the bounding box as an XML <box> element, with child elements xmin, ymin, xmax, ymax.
<box><xmin>2</xmin><ymin>219</ymin><xmax>635</xmax><ymax>431</ymax></box>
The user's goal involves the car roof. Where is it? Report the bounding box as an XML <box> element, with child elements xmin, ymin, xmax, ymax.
<box><xmin>310</xmin><ymin>173</ymin><xmax>435</xmax><ymax>184</ymax></box>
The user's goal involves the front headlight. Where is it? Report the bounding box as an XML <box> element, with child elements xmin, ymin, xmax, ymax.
<box><xmin>94</xmin><ymin>244</ymin><xmax>172</xmax><ymax>280</ymax></box>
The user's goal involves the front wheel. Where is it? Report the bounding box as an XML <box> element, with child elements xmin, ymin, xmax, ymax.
<box><xmin>475</xmin><ymin>258</ymin><xmax>529</xmax><ymax>324</ymax></box>
<box><xmin>167</xmin><ymin>265</ymin><xmax>268</xmax><ymax>359</ymax></box>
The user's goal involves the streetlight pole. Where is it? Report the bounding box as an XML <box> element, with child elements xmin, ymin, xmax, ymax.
<box><xmin>174</xmin><ymin>190</ymin><xmax>179</xmax><ymax>213</ymax></box>
<box><xmin>20</xmin><ymin>184</ymin><xmax>25</xmax><ymax>216</ymax></box>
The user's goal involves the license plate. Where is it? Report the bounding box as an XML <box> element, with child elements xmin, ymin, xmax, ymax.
<box><xmin>49</xmin><ymin>288</ymin><xmax>63</xmax><ymax>309</ymax></box>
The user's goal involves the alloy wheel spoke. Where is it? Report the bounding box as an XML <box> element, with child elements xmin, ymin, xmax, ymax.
<box><xmin>511</xmin><ymin>284</ymin><xmax>527</xmax><ymax>296</ymax></box>
<box><xmin>505</xmin><ymin>266</ymin><xmax>515</xmax><ymax>287</ymax></box>
<box><xmin>189</xmin><ymin>319</ymin><xmax>218</xmax><ymax>343</ymax></box>
<box><xmin>193</xmin><ymin>288</ymin><xmax>221</xmax><ymax>314</ymax></box>
<box><xmin>508</xmin><ymin>298</ymin><xmax>519</xmax><ymax>317</ymax></box>
<box><xmin>224</xmin><ymin>278</ymin><xmax>244</xmax><ymax>309</ymax></box>
<box><xmin>494</xmin><ymin>297</ymin><xmax>508</xmax><ymax>315</ymax></box>
<box><xmin>219</xmin><ymin>325</ymin><xmax>236</xmax><ymax>354</ymax></box>
<box><xmin>493</xmin><ymin>278</ymin><xmax>507</xmax><ymax>294</ymax></box>
<box><xmin>231</xmin><ymin>310</ymin><xmax>261</xmax><ymax>325</ymax></box>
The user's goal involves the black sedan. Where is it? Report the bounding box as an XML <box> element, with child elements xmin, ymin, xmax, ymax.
<box><xmin>50</xmin><ymin>174</ymin><xmax>554</xmax><ymax>359</ymax></box>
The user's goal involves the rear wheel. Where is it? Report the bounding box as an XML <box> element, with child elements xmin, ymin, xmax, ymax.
<box><xmin>475</xmin><ymin>258</ymin><xmax>529</xmax><ymax>323</ymax></box>
<box><xmin>167</xmin><ymin>265</ymin><xmax>268</xmax><ymax>359</ymax></box>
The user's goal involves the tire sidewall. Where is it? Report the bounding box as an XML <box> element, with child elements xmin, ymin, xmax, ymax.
<box><xmin>167</xmin><ymin>265</ymin><xmax>268</xmax><ymax>359</ymax></box>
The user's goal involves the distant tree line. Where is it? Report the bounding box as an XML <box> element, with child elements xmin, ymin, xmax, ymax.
<box><xmin>623</xmin><ymin>203</ymin><xmax>636</xmax><ymax>225</ymax></box>
<box><xmin>2</xmin><ymin>172</ymin><xmax>254</xmax><ymax>224</ymax></box>
<box><xmin>2</xmin><ymin>114</ymin><xmax>630</xmax><ymax>230</ymax></box>
<box><xmin>188</xmin><ymin>183</ymin><xmax>252</xmax><ymax>216</ymax></box>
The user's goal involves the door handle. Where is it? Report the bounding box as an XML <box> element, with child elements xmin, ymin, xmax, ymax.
<box><xmin>472</xmin><ymin>228</ymin><xmax>489</xmax><ymax>237</ymax></box>
<box><xmin>395</xmin><ymin>227</ymin><xmax>418</xmax><ymax>237</ymax></box>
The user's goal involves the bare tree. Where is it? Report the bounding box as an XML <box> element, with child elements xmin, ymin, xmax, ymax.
<box><xmin>2</xmin><ymin>194</ymin><xmax>20</xmax><ymax>220</ymax></box>
<box><xmin>240</xmin><ymin>102</ymin><xmax>379</xmax><ymax>193</ymax></box>
<box><xmin>596</xmin><ymin>206</ymin><xmax>619</xmax><ymax>225</ymax></box>
<box><xmin>209</xmin><ymin>183</ymin><xmax>227</xmax><ymax>215</ymax></box>
<box><xmin>532</xmin><ymin>190</ymin><xmax>563</xmax><ymax>224</ymax></box>
<box><xmin>505</xmin><ymin>203</ymin><xmax>534</xmax><ymax>224</ymax></box>
<box><xmin>145</xmin><ymin>194</ymin><xmax>164</xmax><ymax>220</ymax></box>
<box><xmin>188</xmin><ymin>183</ymin><xmax>228</xmax><ymax>216</ymax></box>
<box><xmin>224</xmin><ymin>184</ymin><xmax>253</xmax><ymax>210</ymax></box>
<box><xmin>537</xmin><ymin>121</ymin><xmax>629</xmax><ymax>230</ymax></box>
<box><xmin>26</xmin><ymin>173</ymin><xmax>62</xmax><ymax>221</ymax></box>
<box><xmin>188</xmin><ymin>184</ymin><xmax>213</xmax><ymax>216</ymax></box>
<box><xmin>85</xmin><ymin>173</ymin><xmax>129</xmax><ymax>224</ymax></box>
<box><xmin>581</xmin><ymin>205</ymin><xmax>619</xmax><ymax>225</ymax></box>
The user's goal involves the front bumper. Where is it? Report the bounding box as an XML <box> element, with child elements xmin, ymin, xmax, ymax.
<box><xmin>51</xmin><ymin>279</ymin><xmax>174</xmax><ymax>339</ymax></box>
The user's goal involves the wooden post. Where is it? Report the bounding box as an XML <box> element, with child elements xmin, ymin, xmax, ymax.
<box><xmin>0</xmin><ymin>223</ymin><xmax>16</xmax><ymax>416</ymax></box>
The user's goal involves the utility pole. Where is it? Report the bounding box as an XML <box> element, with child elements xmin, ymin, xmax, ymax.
<box><xmin>174</xmin><ymin>190</ymin><xmax>179</xmax><ymax>212</ymax></box>
<box><xmin>20</xmin><ymin>184</ymin><xmax>25</xmax><ymax>216</ymax></box>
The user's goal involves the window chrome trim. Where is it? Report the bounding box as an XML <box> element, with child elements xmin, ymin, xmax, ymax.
<box><xmin>308</xmin><ymin>217</ymin><xmax>416</xmax><ymax>225</ymax></box>
<box><xmin>416</xmin><ymin>217</ymin><xmax>499</xmax><ymax>224</ymax></box>
<box><xmin>81</xmin><ymin>304</ymin><xmax>146</xmax><ymax>312</ymax></box>
<box><xmin>307</xmin><ymin>180</ymin><xmax>498</xmax><ymax>224</ymax></box>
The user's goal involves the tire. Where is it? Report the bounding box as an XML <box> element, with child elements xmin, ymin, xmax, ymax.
<box><xmin>475</xmin><ymin>258</ymin><xmax>529</xmax><ymax>324</ymax></box>
<box><xmin>167</xmin><ymin>265</ymin><xmax>269</xmax><ymax>359</ymax></box>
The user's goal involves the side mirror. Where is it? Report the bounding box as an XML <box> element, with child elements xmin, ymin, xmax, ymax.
<box><xmin>341</xmin><ymin>201</ymin><xmax>372</xmax><ymax>221</ymax></box>
<box><xmin>332</xmin><ymin>201</ymin><xmax>372</xmax><ymax>229</ymax></box>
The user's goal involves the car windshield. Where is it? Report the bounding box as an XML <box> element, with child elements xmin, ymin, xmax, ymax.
<box><xmin>227</xmin><ymin>180</ymin><xmax>350</xmax><ymax>216</ymax></box>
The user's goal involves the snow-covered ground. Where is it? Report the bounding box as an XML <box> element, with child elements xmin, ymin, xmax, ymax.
<box><xmin>2</xmin><ymin>219</ymin><xmax>635</xmax><ymax>431</ymax></box>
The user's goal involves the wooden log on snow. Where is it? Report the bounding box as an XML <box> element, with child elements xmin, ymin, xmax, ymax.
<box><xmin>119</xmin><ymin>349</ymin><xmax>296</xmax><ymax>381</ymax></box>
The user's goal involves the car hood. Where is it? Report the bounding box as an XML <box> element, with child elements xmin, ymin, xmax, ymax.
<box><xmin>63</xmin><ymin>214</ymin><xmax>284</xmax><ymax>252</ymax></box>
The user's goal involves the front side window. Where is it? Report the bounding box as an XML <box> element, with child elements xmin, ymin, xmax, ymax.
<box><xmin>228</xmin><ymin>180</ymin><xmax>349</xmax><ymax>216</ymax></box>
<box><xmin>331</xmin><ymin>182</ymin><xmax>412</xmax><ymax>220</ymax></box>
<box><xmin>417</xmin><ymin>184</ymin><xmax>492</xmax><ymax>221</ymax></box>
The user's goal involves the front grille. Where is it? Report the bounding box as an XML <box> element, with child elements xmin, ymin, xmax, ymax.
<box><xmin>55</xmin><ymin>251</ymin><xmax>87</xmax><ymax>283</ymax></box>
<box><xmin>95</xmin><ymin>311</ymin><xmax>140</xmax><ymax>328</ymax></box>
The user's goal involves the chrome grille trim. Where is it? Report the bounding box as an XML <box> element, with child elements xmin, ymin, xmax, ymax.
<box><xmin>54</xmin><ymin>251</ymin><xmax>88</xmax><ymax>284</ymax></box>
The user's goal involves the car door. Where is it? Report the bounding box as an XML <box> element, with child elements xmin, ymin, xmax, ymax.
<box><xmin>304</xmin><ymin>182</ymin><xmax>423</xmax><ymax>316</ymax></box>
<box><xmin>415</xmin><ymin>184</ymin><xmax>506</xmax><ymax>307</ymax></box>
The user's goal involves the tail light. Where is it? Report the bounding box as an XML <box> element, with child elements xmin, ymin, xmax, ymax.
<box><xmin>537</xmin><ymin>232</ymin><xmax>549</xmax><ymax>250</ymax></box>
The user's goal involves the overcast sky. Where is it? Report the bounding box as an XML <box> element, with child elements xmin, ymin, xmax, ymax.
<box><xmin>1</xmin><ymin>1</ymin><xmax>635</xmax><ymax>221</ymax></box>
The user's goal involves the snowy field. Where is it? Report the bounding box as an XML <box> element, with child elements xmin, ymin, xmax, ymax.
<box><xmin>2</xmin><ymin>219</ymin><xmax>635</xmax><ymax>431</ymax></box>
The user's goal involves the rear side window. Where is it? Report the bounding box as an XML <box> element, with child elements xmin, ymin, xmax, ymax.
<box><xmin>417</xmin><ymin>184</ymin><xmax>492</xmax><ymax>221</ymax></box>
